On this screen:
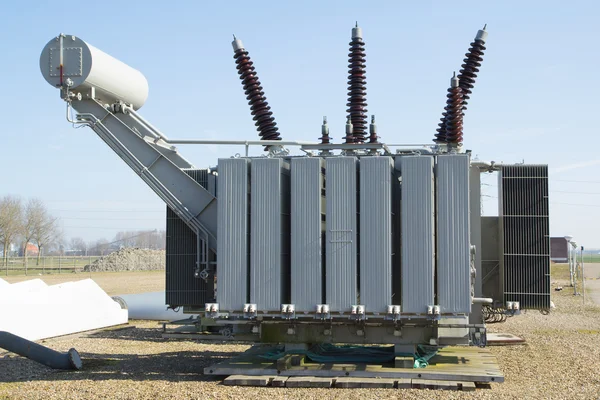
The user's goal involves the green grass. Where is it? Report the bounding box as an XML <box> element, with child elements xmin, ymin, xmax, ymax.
<box><xmin>551</xmin><ymin>263</ymin><xmax>571</xmax><ymax>280</ymax></box>
<box><xmin>584</xmin><ymin>254</ymin><xmax>600</xmax><ymax>263</ymax></box>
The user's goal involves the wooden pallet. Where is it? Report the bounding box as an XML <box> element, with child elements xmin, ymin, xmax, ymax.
<box><xmin>223</xmin><ymin>375</ymin><xmax>486</xmax><ymax>390</ymax></box>
<box><xmin>206</xmin><ymin>344</ymin><xmax>504</xmax><ymax>385</ymax></box>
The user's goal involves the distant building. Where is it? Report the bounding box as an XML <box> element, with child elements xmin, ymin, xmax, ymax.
<box><xmin>16</xmin><ymin>243</ymin><xmax>39</xmax><ymax>257</ymax></box>
<box><xmin>550</xmin><ymin>237</ymin><xmax>568</xmax><ymax>262</ymax></box>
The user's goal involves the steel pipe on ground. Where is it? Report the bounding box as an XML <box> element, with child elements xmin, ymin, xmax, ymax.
<box><xmin>0</xmin><ymin>331</ymin><xmax>82</xmax><ymax>370</ymax></box>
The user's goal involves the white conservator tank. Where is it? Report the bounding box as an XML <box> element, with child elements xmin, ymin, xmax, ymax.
<box><xmin>39</xmin><ymin>34</ymin><xmax>148</xmax><ymax>110</ymax></box>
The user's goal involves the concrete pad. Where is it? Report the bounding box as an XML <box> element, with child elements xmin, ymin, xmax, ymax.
<box><xmin>271</xmin><ymin>376</ymin><xmax>288</xmax><ymax>387</ymax></box>
<box><xmin>487</xmin><ymin>333</ymin><xmax>526</xmax><ymax>346</ymax></box>
<box><xmin>223</xmin><ymin>375</ymin><xmax>274</xmax><ymax>386</ymax></box>
<box><xmin>286</xmin><ymin>376</ymin><xmax>332</xmax><ymax>388</ymax></box>
<box><xmin>334</xmin><ymin>377</ymin><xmax>395</xmax><ymax>388</ymax></box>
<box><xmin>396</xmin><ymin>378</ymin><xmax>412</xmax><ymax>389</ymax></box>
<box><xmin>412</xmin><ymin>379</ymin><xmax>459</xmax><ymax>390</ymax></box>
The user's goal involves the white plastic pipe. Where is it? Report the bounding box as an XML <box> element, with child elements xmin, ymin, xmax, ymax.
<box><xmin>113</xmin><ymin>292</ymin><xmax>188</xmax><ymax>321</ymax></box>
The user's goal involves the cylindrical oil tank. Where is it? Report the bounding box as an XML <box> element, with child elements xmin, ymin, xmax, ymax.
<box><xmin>39</xmin><ymin>34</ymin><xmax>148</xmax><ymax>110</ymax></box>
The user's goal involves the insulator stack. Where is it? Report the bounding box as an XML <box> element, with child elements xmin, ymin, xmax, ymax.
<box><xmin>346</xmin><ymin>23</ymin><xmax>368</xmax><ymax>143</ymax></box>
<box><xmin>443</xmin><ymin>72</ymin><xmax>464</xmax><ymax>144</ymax></box>
<box><xmin>344</xmin><ymin>116</ymin><xmax>354</xmax><ymax>144</ymax></box>
<box><xmin>458</xmin><ymin>25</ymin><xmax>487</xmax><ymax>114</ymax></box>
<box><xmin>436</xmin><ymin>25</ymin><xmax>487</xmax><ymax>140</ymax></box>
<box><xmin>368</xmin><ymin>115</ymin><xmax>378</xmax><ymax>143</ymax></box>
<box><xmin>232</xmin><ymin>36</ymin><xmax>281</xmax><ymax>147</ymax></box>
<box><xmin>320</xmin><ymin>116</ymin><xmax>330</xmax><ymax>144</ymax></box>
<box><xmin>434</xmin><ymin>104</ymin><xmax>450</xmax><ymax>143</ymax></box>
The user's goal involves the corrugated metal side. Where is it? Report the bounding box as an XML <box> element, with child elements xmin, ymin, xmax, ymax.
<box><xmin>469</xmin><ymin>166</ymin><xmax>483</xmax><ymax>324</ymax></box>
<box><xmin>325</xmin><ymin>157</ymin><xmax>358</xmax><ymax>312</ymax></box>
<box><xmin>399</xmin><ymin>156</ymin><xmax>435</xmax><ymax>314</ymax></box>
<box><xmin>250</xmin><ymin>158</ymin><xmax>290</xmax><ymax>311</ymax></box>
<box><xmin>392</xmin><ymin>158</ymin><xmax>402</xmax><ymax>306</ymax></box>
<box><xmin>291</xmin><ymin>157</ymin><xmax>324</xmax><ymax>312</ymax></box>
<box><xmin>360</xmin><ymin>156</ymin><xmax>393</xmax><ymax>312</ymax></box>
<box><xmin>217</xmin><ymin>158</ymin><xmax>249</xmax><ymax>311</ymax></box>
<box><xmin>499</xmin><ymin>165</ymin><xmax>550</xmax><ymax>310</ymax></box>
<box><xmin>436</xmin><ymin>154</ymin><xmax>471</xmax><ymax>314</ymax></box>
<box><xmin>166</xmin><ymin>169</ymin><xmax>209</xmax><ymax>307</ymax></box>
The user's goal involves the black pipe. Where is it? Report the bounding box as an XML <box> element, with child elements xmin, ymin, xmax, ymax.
<box><xmin>0</xmin><ymin>331</ymin><xmax>82</xmax><ymax>370</ymax></box>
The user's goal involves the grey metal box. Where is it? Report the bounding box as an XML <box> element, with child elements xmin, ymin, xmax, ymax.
<box><xmin>291</xmin><ymin>157</ymin><xmax>324</xmax><ymax>312</ymax></box>
<box><xmin>250</xmin><ymin>158</ymin><xmax>290</xmax><ymax>311</ymax></box>
<box><xmin>398</xmin><ymin>156</ymin><xmax>435</xmax><ymax>314</ymax></box>
<box><xmin>360</xmin><ymin>156</ymin><xmax>393</xmax><ymax>313</ymax></box>
<box><xmin>325</xmin><ymin>157</ymin><xmax>358</xmax><ymax>312</ymax></box>
<box><xmin>217</xmin><ymin>158</ymin><xmax>249</xmax><ymax>312</ymax></box>
<box><xmin>436</xmin><ymin>154</ymin><xmax>471</xmax><ymax>314</ymax></box>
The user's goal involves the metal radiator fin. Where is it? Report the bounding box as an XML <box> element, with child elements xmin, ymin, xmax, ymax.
<box><xmin>499</xmin><ymin>165</ymin><xmax>550</xmax><ymax>310</ymax></box>
<box><xmin>291</xmin><ymin>157</ymin><xmax>324</xmax><ymax>312</ymax></box>
<box><xmin>217</xmin><ymin>158</ymin><xmax>250</xmax><ymax>312</ymax></box>
<box><xmin>166</xmin><ymin>169</ymin><xmax>210</xmax><ymax>307</ymax></box>
<box><xmin>436</xmin><ymin>154</ymin><xmax>471</xmax><ymax>314</ymax></box>
<box><xmin>360</xmin><ymin>156</ymin><xmax>393</xmax><ymax>312</ymax></box>
<box><xmin>250</xmin><ymin>158</ymin><xmax>290</xmax><ymax>311</ymax></box>
<box><xmin>398</xmin><ymin>156</ymin><xmax>435</xmax><ymax>314</ymax></box>
<box><xmin>325</xmin><ymin>157</ymin><xmax>358</xmax><ymax>312</ymax></box>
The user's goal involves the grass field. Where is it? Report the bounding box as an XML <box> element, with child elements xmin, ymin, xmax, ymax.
<box><xmin>3</xmin><ymin>270</ymin><xmax>165</xmax><ymax>296</ymax></box>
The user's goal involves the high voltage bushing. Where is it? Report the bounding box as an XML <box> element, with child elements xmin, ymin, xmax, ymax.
<box><xmin>368</xmin><ymin>115</ymin><xmax>378</xmax><ymax>143</ymax></box>
<box><xmin>345</xmin><ymin>23</ymin><xmax>368</xmax><ymax>143</ymax></box>
<box><xmin>320</xmin><ymin>116</ymin><xmax>331</xmax><ymax>144</ymax></box>
<box><xmin>232</xmin><ymin>36</ymin><xmax>281</xmax><ymax>148</ymax></box>
<box><xmin>436</xmin><ymin>25</ymin><xmax>488</xmax><ymax>140</ymax></box>
<box><xmin>458</xmin><ymin>25</ymin><xmax>488</xmax><ymax>114</ymax></box>
<box><xmin>434</xmin><ymin>72</ymin><xmax>464</xmax><ymax>145</ymax></box>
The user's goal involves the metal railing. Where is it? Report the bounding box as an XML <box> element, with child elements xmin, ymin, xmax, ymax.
<box><xmin>1</xmin><ymin>254</ymin><xmax>165</xmax><ymax>277</ymax></box>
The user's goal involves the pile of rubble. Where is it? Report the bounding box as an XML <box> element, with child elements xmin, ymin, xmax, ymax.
<box><xmin>83</xmin><ymin>248</ymin><xmax>165</xmax><ymax>272</ymax></box>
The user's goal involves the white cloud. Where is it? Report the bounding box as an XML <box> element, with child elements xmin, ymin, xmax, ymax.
<box><xmin>552</xmin><ymin>159</ymin><xmax>600</xmax><ymax>174</ymax></box>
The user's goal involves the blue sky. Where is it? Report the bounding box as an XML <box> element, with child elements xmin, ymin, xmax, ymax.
<box><xmin>0</xmin><ymin>1</ymin><xmax>598</xmax><ymax>247</ymax></box>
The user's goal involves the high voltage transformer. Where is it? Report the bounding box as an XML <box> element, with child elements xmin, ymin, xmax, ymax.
<box><xmin>39</xmin><ymin>25</ymin><xmax>550</xmax><ymax>375</ymax></box>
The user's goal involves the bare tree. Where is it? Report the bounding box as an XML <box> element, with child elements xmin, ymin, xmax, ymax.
<box><xmin>21</xmin><ymin>198</ymin><xmax>45</xmax><ymax>271</ymax></box>
<box><xmin>32</xmin><ymin>207</ymin><xmax>61</xmax><ymax>266</ymax></box>
<box><xmin>70</xmin><ymin>237</ymin><xmax>88</xmax><ymax>255</ymax></box>
<box><xmin>95</xmin><ymin>238</ymin><xmax>110</xmax><ymax>256</ymax></box>
<box><xmin>0</xmin><ymin>196</ymin><xmax>23</xmax><ymax>269</ymax></box>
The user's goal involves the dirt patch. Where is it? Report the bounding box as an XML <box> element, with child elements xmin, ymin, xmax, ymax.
<box><xmin>83</xmin><ymin>248</ymin><xmax>165</xmax><ymax>273</ymax></box>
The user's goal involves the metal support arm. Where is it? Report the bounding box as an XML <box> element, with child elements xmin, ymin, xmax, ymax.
<box><xmin>71</xmin><ymin>100</ymin><xmax>218</xmax><ymax>253</ymax></box>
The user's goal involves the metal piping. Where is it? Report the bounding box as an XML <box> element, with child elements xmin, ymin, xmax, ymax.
<box><xmin>472</xmin><ymin>297</ymin><xmax>493</xmax><ymax>304</ymax></box>
<box><xmin>168</xmin><ymin>139</ymin><xmax>315</xmax><ymax>146</ymax></box>
<box><xmin>470</xmin><ymin>160</ymin><xmax>504</xmax><ymax>171</ymax></box>
<box><xmin>122</xmin><ymin>105</ymin><xmax>170</xmax><ymax>141</ymax></box>
<box><xmin>0</xmin><ymin>331</ymin><xmax>82</xmax><ymax>370</ymax></box>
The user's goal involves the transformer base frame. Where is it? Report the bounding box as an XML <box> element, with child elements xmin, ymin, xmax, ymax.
<box><xmin>204</xmin><ymin>344</ymin><xmax>504</xmax><ymax>383</ymax></box>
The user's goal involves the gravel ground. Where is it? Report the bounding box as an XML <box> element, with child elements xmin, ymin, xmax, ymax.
<box><xmin>1</xmin><ymin>271</ymin><xmax>599</xmax><ymax>399</ymax></box>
